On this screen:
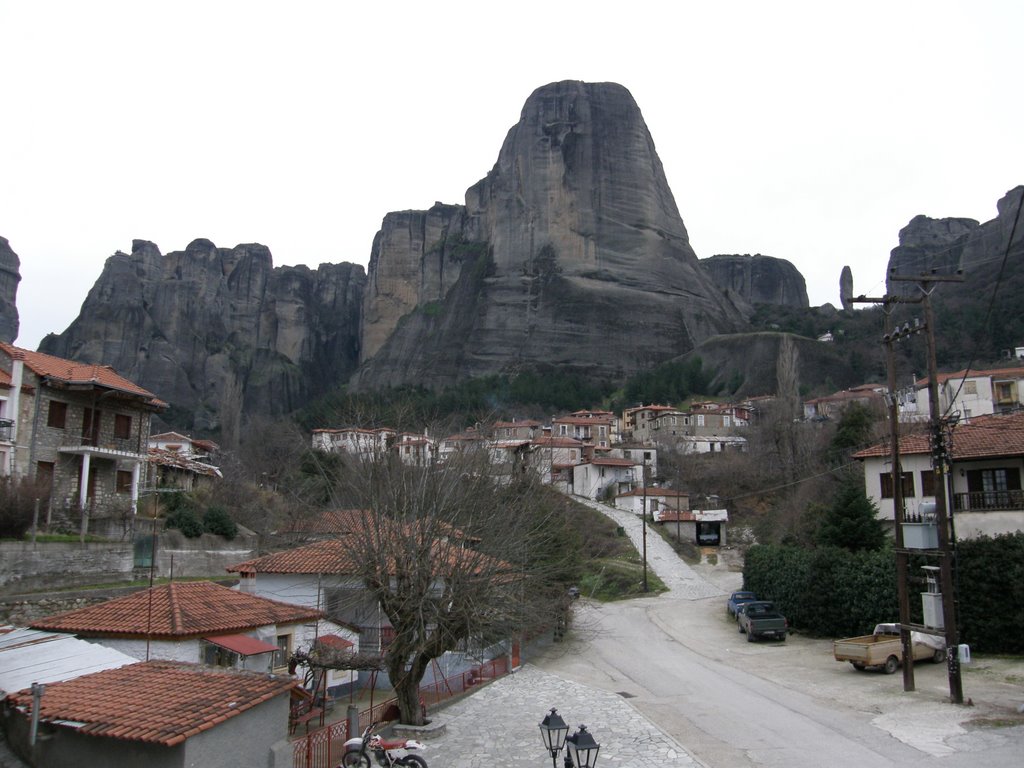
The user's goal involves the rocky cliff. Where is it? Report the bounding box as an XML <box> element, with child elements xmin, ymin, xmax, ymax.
<box><xmin>39</xmin><ymin>239</ymin><xmax>364</xmax><ymax>444</ymax></box>
<box><xmin>352</xmin><ymin>81</ymin><xmax>747</xmax><ymax>390</ymax></box>
<box><xmin>0</xmin><ymin>237</ymin><xmax>21</xmax><ymax>343</ymax></box>
<box><xmin>886</xmin><ymin>186</ymin><xmax>1024</xmax><ymax>293</ymax></box>
<box><xmin>698</xmin><ymin>254</ymin><xmax>808</xmax><ymax>309</ymax></box>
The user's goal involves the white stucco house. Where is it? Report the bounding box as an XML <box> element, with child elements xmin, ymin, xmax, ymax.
<box><xmin>853</xmin><ymin>411</ymin><xmax>1024</xmax><ymax>539</ymax></box>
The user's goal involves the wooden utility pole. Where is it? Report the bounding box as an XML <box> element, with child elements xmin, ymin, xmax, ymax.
<box><xmin>890</xmin><ymin>271</ymin><xmax>965</xmax><ymax>705</ymax></box>
<box><xmin>851</xmin><ymin>292</ymin><xmax>918</xmax><ymax>691</ymax></box>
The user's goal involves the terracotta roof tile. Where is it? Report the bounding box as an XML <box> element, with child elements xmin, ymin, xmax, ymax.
<box><xmin>29</xmin><ymin>582</ymin><xmax>321</xmax><ymax>638</ymax></box>
<box><xmin>229</xmin><ymin>539</ymin><xmax>360</xmax><ymax>575</ymax></box>
<box><xmin>5</xmin><ymin>660</ymin><xmax>295</xmax><ymax>746</ymax></box>
<box><xmin>853</xmin><ymin>411</ymin><xmax>1024</xmax><ymax>460</ymax></box>
<box><xmin>0</xmin><ymin>342</ymin><xmax>166</xmax><ymax>408</ymax></box>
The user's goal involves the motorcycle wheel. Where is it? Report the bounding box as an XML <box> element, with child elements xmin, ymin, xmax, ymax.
<box><xmin>341</xmin><ymin>750</ymin><xmax>371</xmax><ymax>768</ymax></box>
<box><xmin>398</xmin><ymin>755</ymin><xmax>428</xmax><ymax>768</ymax></box>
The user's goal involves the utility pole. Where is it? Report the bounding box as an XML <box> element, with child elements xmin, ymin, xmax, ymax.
<box><xmin>890</xmin><ymin>271</ymin><xmax>965</xmax><ymax>705</ymax></box>
<box><xmin>852</xmin><ymin>292</ymin><xmax>919</xmax><ymax>692</ymax></box>
<box><xmin>641</xmin><ymin>458</ymin><xmax>649</xmax><ymax>593</ymax></box>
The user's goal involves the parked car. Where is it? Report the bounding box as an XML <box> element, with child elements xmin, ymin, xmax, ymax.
<box><xmin>736</xmin><ymin>601</ymin><xmax>788</xmax><ymax>642</ymax></box>
<box><xmin>726</xmin><ymin>590</ymin><xmax>757</xmax><ymax>617</ymax></box>
<box><xmin>833</xmin><ymin>623</ymin><xmax>946</xmax><ymax>673</ymax></box>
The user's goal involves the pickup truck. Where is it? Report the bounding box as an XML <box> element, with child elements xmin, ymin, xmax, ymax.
<box><xmin>833</xmin><ymin>623</ymin><xmax>946</xmax><ymax>673</ymax></box>
<box><xmin>726</xmin><ymin>590</ymin><xmax>757</xmax><ymax>617</ymax></box>
<box><xmin>736</xmin><ymin>600</ymin><xmax>788</xmax><ymax>642</ymax></box>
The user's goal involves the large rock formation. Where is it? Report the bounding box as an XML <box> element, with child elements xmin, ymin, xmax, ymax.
<box><xmin>886</xmin><ymin>186</ymin><xmax>1024</xmax><ymax>294</ymax></box>
<box><xmin>698</xmin><ymin>254</ymin><xmax>809</xmax><ymax>309</ymax></box>
<box><xmin>0</xmin><ymin>237</ymin><xmax>21</xmax><ymax>343</ymax></box>
<box><xmin>352</xmin><ymin>81</ymin><xmax>747</xmax><ymax>390</ymax></box>
<box><xmin>39</xmin><ymin>239</ymin><xmax>364</xmax><ymax>444</ymax></box>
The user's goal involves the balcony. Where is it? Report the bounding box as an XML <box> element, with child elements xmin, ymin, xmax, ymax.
<box><xmin>0</xmin><ymin>419</ymin><xmax>12</xmax><ymax>442</ymax></box>
<box><xmin>953</xmin><ymin>490</ymin><xmax>1024</xmax><ymax>512</ymax></box>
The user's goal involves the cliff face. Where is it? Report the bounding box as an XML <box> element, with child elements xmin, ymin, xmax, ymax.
<box><xmin>886</xmin><ymin>186</ymin><xmax>1024</xmax><ymax>294</ymax></box>
<box><xmin>698</xmin><ymin>254</ymin><xmax>809</xmax><ymax>309</ymax></box>
<box><xmin>352</xmin><ymin>81</ymin><xmax>746</xmax><ymax>390</ymax></box>
<box><xmin>39</xmin><ymin>239</ymin><xmax>364</xmax><ymax>444</ymax></box>
<box><xmin>0</xmin><ymin>237</ymin><xmax>20</xmax><ymax>344</ymax></box>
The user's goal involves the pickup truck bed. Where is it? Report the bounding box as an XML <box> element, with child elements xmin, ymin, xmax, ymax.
<box><xmin>737</xmin><ymin>601</ymin><xmax>788</xmax><ymax>642</ymax></box>
<box><xmin>833</xmin><ymin>624</ymin><xmax>945</xmax><ymax>673</ymax></box>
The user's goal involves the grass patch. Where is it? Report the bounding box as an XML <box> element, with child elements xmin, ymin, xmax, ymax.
<box><xmin>579</xmin><ymin>557</ymin><xmax>667</xmax><ymax>601</ymax></box>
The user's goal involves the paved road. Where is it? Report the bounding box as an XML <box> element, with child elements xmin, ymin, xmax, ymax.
<box><xmin>427</xmin><ymin>498</ymin><xmax>1024</xmax><ymax>767</ymax></box>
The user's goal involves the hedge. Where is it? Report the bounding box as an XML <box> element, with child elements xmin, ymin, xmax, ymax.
<box><xmin>742</xmin><ymin>532</ymin><xmax>1024</xmax><ymax>654</ymax></box>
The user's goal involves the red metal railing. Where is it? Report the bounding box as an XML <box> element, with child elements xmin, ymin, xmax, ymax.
<box><xmin>291</xmin><ymin>646</ymin><xmax>518</xmax><ymax>768</ymax></box>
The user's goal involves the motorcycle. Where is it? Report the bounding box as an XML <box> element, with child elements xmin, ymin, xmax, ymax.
<box><xmin>340</xmin><ymin>722</ymin><xmax>428</xmax><ymax>768</ymax></box>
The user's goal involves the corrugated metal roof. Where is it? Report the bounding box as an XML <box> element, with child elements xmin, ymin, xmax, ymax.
<box><xmin>0</xmin><ymin>626</ymin><xmax>137</xmax><ymax>696</ymax></box>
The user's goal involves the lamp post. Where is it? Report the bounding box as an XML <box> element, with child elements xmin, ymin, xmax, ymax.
<box><xmin>539</xmin><ymin>709</ymin><xmax>600</xmax><ymax>768</ymax></box>
<box><xmin>641</xmin><ymin>458</ymin><xmax>648</xmax><ymax>593</ymax></box>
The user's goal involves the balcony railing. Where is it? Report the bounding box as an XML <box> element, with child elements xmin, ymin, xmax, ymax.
<box><xmin>0</xmin><ymin>419</ymin><xmax>12</xmax><ymax>442</ymax></box>
<box><xmin>953</xmin><ymin>490</ymin><xmax>1024</xmax><ymax>512</ymax></box>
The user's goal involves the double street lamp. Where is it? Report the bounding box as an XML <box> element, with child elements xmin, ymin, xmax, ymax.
<box><xmin>539</xmin><ymin>708</ymin><xmax>601</xmax><ymax>768</ymax></box>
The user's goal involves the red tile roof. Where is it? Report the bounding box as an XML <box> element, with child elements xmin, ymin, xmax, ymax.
<box><xmin>29</xmin><ymin>581</ymin><xmax>321</xmax><ymax>638</ymax></box>
<box><xmin>229</xmin><ymin>536</ymin><xmax>510</xmax><ymax>577</ymax></box>
<box><xmin>283</xmin><ymin>509</ymin><xmax>371</xmax><ymax>535</ymax></box>
<box><xmin>5</xmin><ymin>660</ymin><xmax>295</xmax><ymax>746</ymax></box>
<box><xmin>205</xmin><ymin>633</ymin><xmax>280</xmax><ymax>656</ymax></box>
<box><xmin>316</xmin><ymin>634</ymin><xmax>354</xmax><ymax>651</ymax></box>
<box><xmin>590</xmin><ymin>457</ymin><xmax>636</xmax><ymax>467</ymax></box>
<box><xmin>0</xmin><ymin>342</ymin><xmax>166</xmax><ymax>408</ymax></box>
<box><xmin>853</xmin><ymin>411</ymin><xmax>1024</xmax><ymax>460</ymax></box>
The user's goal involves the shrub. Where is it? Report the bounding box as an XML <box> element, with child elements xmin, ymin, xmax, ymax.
<box><xmin>165</xmin><ymin>508</ymin><xmax>203</xmax><ymax>538</ymax></box>
<box><xmin>202</xmin><ymin>505</ymin><xmax>238</xmax><ymax>540</ymax></box>
<box><xmin>743</xmin><ymin>535</ymin><xmax>1024</xmax><ymax>653</ymax></box>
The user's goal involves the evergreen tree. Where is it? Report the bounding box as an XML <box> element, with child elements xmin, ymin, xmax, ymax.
<box><xmin>816</xmin><ymin>476</ymin><xmax>886</xmax><ymax>551</ymax></box>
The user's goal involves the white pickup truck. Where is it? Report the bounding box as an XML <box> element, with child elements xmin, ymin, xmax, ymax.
<box><xmin>833</xmin><ymin>623</ymin><xmax>945</xmax><ymax>674</ymax></box>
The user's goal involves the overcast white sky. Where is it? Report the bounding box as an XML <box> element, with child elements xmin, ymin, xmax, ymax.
<box><xmin>2</xmin><ymin>1</ymin><xmax>1021</xmax><ymax>350</ymax></box>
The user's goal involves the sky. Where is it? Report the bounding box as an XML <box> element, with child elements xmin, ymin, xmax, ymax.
<box><xmin>2</xmin><ymin>1</ymin><xmax>1022</xmax><ymax>351</ymax></box>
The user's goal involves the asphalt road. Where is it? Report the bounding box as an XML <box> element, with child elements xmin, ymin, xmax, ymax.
<box><xmin>529</xmin><ymin>561</ymin><xmax>1024</xmax><ymax>768</ymax></box>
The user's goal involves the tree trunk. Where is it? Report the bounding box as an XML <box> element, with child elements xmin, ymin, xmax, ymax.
<box><xmin>389</xmin><ymin>652</ymin><xmax>429</xmax><ymax>725</ymax></box>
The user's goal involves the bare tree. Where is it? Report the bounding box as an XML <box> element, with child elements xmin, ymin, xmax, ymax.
<box><xmin>330</xmin><ymin>448</ymin><xmax>572</xmax><ymax>724</ymax></box>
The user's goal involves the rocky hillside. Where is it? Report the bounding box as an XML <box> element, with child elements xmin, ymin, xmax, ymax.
<box><xmin>352</xmin><ymin>81</ymin><xmax>748</xmax><ymax>390</ymax></box>
<box><xmin>39</xmin><ymin>239</ymin><xmax>364</xmax><ymax>443</ymax></box>
<box><xmin>0</xmin><ymin>237</ymin><xmax>20</xmax><ymax>343</ymax></box>
<box><xmin>698</xmin><ymin>254</ymin><xmax>808</xmax><ymax>310</ymax></box>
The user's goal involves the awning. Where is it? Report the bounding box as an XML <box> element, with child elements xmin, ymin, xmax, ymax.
<box><xmin>205</xmin><ymin>634</ymin><xmax>280</xmax><ymax>656</ymax></box>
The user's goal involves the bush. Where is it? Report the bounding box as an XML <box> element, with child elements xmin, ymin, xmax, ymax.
<box><xmin>956</xmin><ymin>532</ymin><xmax>1024</xmax><ymax>654</ymax></box>
<box><xmin>743</xmin><ymin>535</ymin><xmax>1024</xmax><ymax>653</ymax></box>
<box><xmin>165</xmin><ymin>508</ymin><xmax>203</xmax><ymax>538</ymax></box>
<box><xmin>202</xmin><ymin>505</ymin><xmax>238</xmax><ymax>540</ymax></box>
<box><xmin>0</xmin><ymin>477</ymin><xmax>37</xmax><ymax>539</ymax></box>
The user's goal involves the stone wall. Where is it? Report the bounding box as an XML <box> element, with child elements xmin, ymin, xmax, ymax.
<box><xmin>0</xmin><ymin>540</ymin><xmax>132</xmax><ymax>595</ymax></box>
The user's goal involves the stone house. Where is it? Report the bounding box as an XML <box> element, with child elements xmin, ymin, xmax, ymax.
<box><xmin>0</xmin><ymin>342</ymin><xmax>166</xmax><ymax>531</ymax></box>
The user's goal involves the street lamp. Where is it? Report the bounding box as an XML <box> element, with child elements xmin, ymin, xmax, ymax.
<box><xmin>539</xmin><ymin>708</ymin><xmax>569</xmax><ymax>768</ymax></box>
<box><xmin>539</xmin><ymin>710</ymin><xmax>600</xmax><ymax>768</ymax></box>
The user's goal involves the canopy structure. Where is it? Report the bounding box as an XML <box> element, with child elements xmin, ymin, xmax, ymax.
<box><xmin>206</xmin><ymin>634</ymin><xmax>279</xmax><ymax>657</ymax></box>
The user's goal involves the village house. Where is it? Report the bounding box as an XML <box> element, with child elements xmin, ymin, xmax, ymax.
<box><xmin>492</xmin><ymin>419</ymin><xmax>543</xmax><ymax>440</ymax></box>
<box><xmin>311</xmin><ymin>426</ymin><xmax>397</xmax><ymax>456</ymax></box>
<box><xmin>527</xmin><ymin>435</ymin><xmax>584</xmax><ymax>489</ymax></box>
<box><xmin>911</xmin><ymin>366</ymin><xmax>1024</xmax><ymax>421</ymax></box>
<box><xmin>572</xmin><ymin>456</ymin><xmax>638</xmax><ymax>500</ymax></box>
<box><xmin>802</xmin><ymin>384</ymin><xmax>887</xmax><ymax>421</ymax></box>
<box><xmin>853</xmin><ymin>410</ymin><xmax>1024</xmax><ymax>539</ymax></box>
<box><xmin>2</xmin><ymin>659</ymin><xmax>295</xmax><ymax>768</ymax></box>
<box><xmin>26</xmin><ymin>581</ymin><xmax>347</xmax><ymax>683</ymax></box>
<box><xmin>552</xmin><ymin>410</ymin><xmax>617</xmax><ymax>448</ymax></box>
<box><xmin>656</xmin><ymin>505</ymin><xmax>730</xmax><ymax>546</ymax></box>
<box><xmin>615</xmin><ymin>486</ymin><xmax>689</xmax><ymax>518</ymax></box>
<box><xmin>622</xmin><ymin>404</ymin><xmax>681</xmax><ymax>442</ymax></box>
<box><xmin>227</xmin><ymin>535</ymin><xmax>510</xmax><ymax>691</ymax></box>
<box><xmin>0</xmin><ymin>342</ymin><xmax>166</xmax><ymax>531</ymax></box>
<box><xmin>147</xmin><ymin>431</ymin><xmax>222</xmax><ymax>491</ymax></box>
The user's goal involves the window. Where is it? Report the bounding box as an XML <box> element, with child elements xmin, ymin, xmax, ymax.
<box><xmin>920</xmin><ymin>470</ymin><xmax>935</xmax><ymax>497</ymax></box>
<box><xmin>114</xmin><ymin>414</ymin><xmax>131</xmax><ymax>439</ymax></box>
<box><xmin>880</xmin><ymin>472</ymin><xmax>915</xmax><ymax>499</ymax></box>
<box><xmin>116</xmin><ymin>470</ymin><xmax>133</xmax><ymax>494</ymax></box>
<box><xmin>273</xmin><ymin>634</ymin><xmax>291</xmax><ymax>670</ymax></box>
<box><xmin>47</xmin><ymin>401</ymin><xmax>67</xmax><ymax>429</ymax></box>
<box><xmin>964</xmin><ymin>381</ymin><xmax>977</xmax><ymax>395</ymax></box>
<box><xmin>82</xmin><ymin>408</ymin><xmax>101</xmax><ymax>445</ymax></box>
